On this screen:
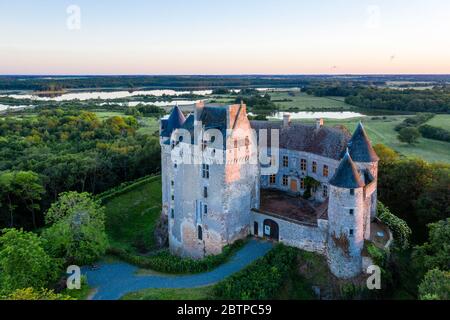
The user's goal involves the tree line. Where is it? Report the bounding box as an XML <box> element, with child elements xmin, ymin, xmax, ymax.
<box><xmin>0</xmin><ymin>108</ymin><xmax>161</xmax><ymax>230</ymax></box>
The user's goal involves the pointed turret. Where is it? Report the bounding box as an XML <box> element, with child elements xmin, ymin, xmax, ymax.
<box><xmin>329</xmin><ymin>150</ymin><xmax>365</xmax><ymax>189</ymax></box>
<box><xmin>348</xmin><ymin>122</ymin><xmax>379</xmax><ymax>163</ymax></box>
<box><xmin>161</xmin><ymin>106</ymin><xmax>186</xmax><ymax>137</ymax></box>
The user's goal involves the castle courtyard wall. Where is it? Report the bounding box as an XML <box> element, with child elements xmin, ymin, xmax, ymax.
<box><xmin>251</xmin><ymin>210</ymin><xmax>328</xmax><ymax>254</ymax></box>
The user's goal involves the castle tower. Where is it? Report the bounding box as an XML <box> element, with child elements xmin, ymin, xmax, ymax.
<box><xmin>327</xmin><ymin>150</ymin><xmax>366</xmax><ymax>278</ymax></box>
<box><xmin>160</xmin><ymin>106</ymin><xmax>186</xmax><ymax>218</ymax></box>
<box><xmin>348</xmin><ymin>122</ymin><xmax>379</xmax><ymax>225</ymax></box>
<box><xmin>161</xmin><ymin>103</ymin><xmax>259</xmax><ymax>259</ymax></box>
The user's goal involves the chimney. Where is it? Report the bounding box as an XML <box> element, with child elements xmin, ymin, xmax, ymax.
<box><xmin>194</xmin><ymin>101</ymin><xmax>205</xmax><ymax>123</ymax></box>
<box><xmin>316</xmin><ymin>118</ymin><xmax>324</xmax><ymax>130</ymax></box>
<box><xmin>283</xmin><ymin>113</ymin><xmax>291</xmax><ymax>128</ymax></box>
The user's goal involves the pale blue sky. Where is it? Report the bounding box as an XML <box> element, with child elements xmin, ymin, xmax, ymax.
<box><xmin>1</xmin><ymin>0</ymin><xmax>449</xmax><ymax>74</ymax></box>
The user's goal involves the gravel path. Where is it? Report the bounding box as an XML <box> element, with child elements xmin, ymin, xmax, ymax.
<box><xmin>82</xmin><ymin>239</ymin><xmax>273</xmax><ymax>300</ymax></box>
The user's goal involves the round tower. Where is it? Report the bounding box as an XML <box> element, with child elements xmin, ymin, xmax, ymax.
<box><xmin>327</xmin><ymin>150</ymin><xmax>366</xmax><ymax>279</ymax></box>
<box><xmin>348</xmin><ymin>122</ymin><xmax>379</xmax><ymax>221</ymax></box>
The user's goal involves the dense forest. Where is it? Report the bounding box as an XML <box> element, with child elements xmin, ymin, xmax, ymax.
<box><xmin>0</xmin><ymin>109</ymin><xmax>161</xmax><ymax>229</ymax></box>
<box><xmin>304</xmin><ymin>82</ymin><xmax>450</xmax><ymax>113</ymax></box>
<box><xmin>2</xmin><ymin>75</ymin><xmax>450</xmax><ymax>91</ymax></box>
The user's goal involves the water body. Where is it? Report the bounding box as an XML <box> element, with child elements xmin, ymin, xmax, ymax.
<box><xmin>0</xmin><ymin>104</ymin><xmax>32</xmax><ymax>112</ymax></box>
<box><xmin>1</xmin><ymin>89</ymin><xmax>213</xmax><ymax>101</ymax></box>
<box><xmin>269</xmin><ymin>111</ymin><xmax>365</xmax><ymax>120</ymax></box>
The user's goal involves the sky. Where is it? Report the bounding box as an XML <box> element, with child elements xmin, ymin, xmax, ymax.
<box><xmin>1</xmin><ymin>0</ymin><xmax>450</xmax><ymax>75</ymax></box>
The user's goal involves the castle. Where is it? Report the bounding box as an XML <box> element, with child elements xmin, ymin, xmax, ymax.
<box><xmin>160</xmin><ymin>102</ymin><xmax>384</xmax><ymax>279</ymax></box>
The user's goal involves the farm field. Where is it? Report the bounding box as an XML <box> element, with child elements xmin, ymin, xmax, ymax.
<box><xmin>103</xmin><ymin>176</ymin><xmax>162</xmax><ymax>253</ymax></box>
<box><xmin>298</xmin><ymin>115</ymin><xmax>450</xmax><ymax>163</ymax></box>
<box><xmin>269</xmin><ymin>91</ymin><xmax>355</xmax><ymax>111</ymax></box>
<box><xmin>425</xmin><ymin>114</ymin><xmax>450</xmax><ymax>130</ymax></box>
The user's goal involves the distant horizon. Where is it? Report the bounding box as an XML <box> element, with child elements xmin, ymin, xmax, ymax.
<box><xmin>2</xmin><ymin>73</ymin><xmax>450</xmax><ymax>77</ymax></box>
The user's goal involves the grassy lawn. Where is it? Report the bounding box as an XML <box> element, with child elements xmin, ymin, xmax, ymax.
<box><xmin>425</xmin><ymin>114</ymin><xmax>450</xmax><ymax>130</ymax></box>
<box><xmin>104</xmin><ymin>176</ymin><xmax>162</xmax><ymax>253</ymax></box>
<box><xmin>93</xmin><ymin>111</ymin><xmax>125</xmax><ymax>119</ymax></box>
<box><xmin>298</xmin><ymin>116</ymin><xmax>450</xmax><ymax>163</ymax></box>
<box><xmin>121</xmin><ymin>286</ymin><xmax>214</xmax><ymax>300</ymax></box>
<box><xmin>137</xmin><ymin>117</ymin><xmax>160</xmax><ymax>135</ymax></box>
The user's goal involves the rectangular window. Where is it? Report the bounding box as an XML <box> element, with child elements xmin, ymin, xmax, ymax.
<box><xmin>202</xmin><ymin>140</ymin><xmax>207</xmax><ymax>151</ymax></box>
<box><xmin>234</xmin><ymin>139</ymin><xmax>238</xmax><ymax>149</ymax></box>
<box><xmin>300</xmin><ymin>159</ymin><xmax>307</xmax><ymax>171</ymax></box>
<box><xmin>350</xmin><ymin>189</ymin><xmax>355</xmax><ymax>195</ymax></box>
<box><xmin>171</xmin><ymin>180</ymin><xmax>174</xmax><ymax>186</ymax></box>
<box><xmin>245</xmin><ymin>136</ymin><xmax>250</xmax><ymax>150</ymax></box>
<box><xmin>204</xmin><ymin>204</ymin><xmax>208</xmax><ymax>215</ymax></box>
<box><xmin>300</xmin><ymin>178</ymin><xmax>305</xmax><ymax>189</ymax></box>
<box><xmin>202</xmin><ymin>164</ymin><xmax>210</xmax><ymax>179</ymax></box>
<box><xmin>349</xmin><ymin>229</ymin><xmax>354</xmax><ymax>237</ymax></box>
<box><xmin>203</xmin><ymin>187</ymin><xmax>208</xmax><ymax>198</ymax></box>
<box><xmin>322</xmin><ymin>185</ymin><xmax>328</xmax><ymax>198</ymax></box>
<box><xmin>312</xmin><ymin>161</ymin><xmax>317</xmax><ymax>173</ymax></box>
<box><xmin>282</xmin><ymin>155</ymin><xmax>289</xmax><ymax>167</ymax></box>
<box><xmin>171</xmin><ymin>194</ymin><xmax>174</xmax><ymax>201</ymax></box>
<box><xmin>282</xmin><ymin>175</ymin><xmax>289</xmax><ymax>186</ymax></box>
<box><xmin>349</xmin><ymin>209</ymin><xmax>354</xmax><ymax>215</ymax></box>
<box><xmin>198</xmin><ymin>226</ymin><xmax>203</xmax><ymax>240</ymax></box>
<box><xmin>269</xmin><ymin>174</ymin><xmax>276</xmax><ymax>185</ymax></box>
<box><xmin>171</xmin><ymin>209</ymin><xmax>174</xmax><ymax>219</ymax></box>
<box><xmin>323</xmin><ymin>165</ymin><xmax>329</xmax><ymax>177</ymax></box>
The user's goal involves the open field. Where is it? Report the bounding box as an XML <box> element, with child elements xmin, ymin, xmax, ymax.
<box><xmin>104</xmin><ymin>176</ymin><xmax>162</xmax><ymax>253</ymax></box>
<box><xmin>298</xmin><ymin>116</ymin><xmax>450</xmax><ymax>163</ymax></box>
<box><xmin>137</xmin><ymin>117</ymin><xmax>160</xmax><ymax>135</ymax></box>
<box><xmin>425</xmin><ymin>114</ymin><xmax>450</xmax><ymax>130</ymax></box>
<box><xmin>269</xmin><ymin>92</ymin><xmax>355</xmax><ymax>111</ymax></box>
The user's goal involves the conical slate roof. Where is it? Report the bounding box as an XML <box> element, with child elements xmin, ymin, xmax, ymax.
<box><xmin>329</xmin><ymin>150</ymin><xmax>365</xmax><ymax>189</ymax></box>
<box><xmin>348</xmin><ymin>122</ymin><xmax>379</xmax><ymax>163</ymax></box>
<box><xmin>161</xmin><ymin>106</ymin><xmax>186</xmax><ymax>137</ymax></box>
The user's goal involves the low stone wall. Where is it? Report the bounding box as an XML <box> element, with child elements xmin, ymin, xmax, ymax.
<box><xmin>251</xmin><ymin>210</ymin><xmax>328</xmax><ymax>254</ymax></box>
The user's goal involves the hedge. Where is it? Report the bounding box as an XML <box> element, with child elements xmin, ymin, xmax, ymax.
<box><xmin>96</xmin><ymin>174</ymin><xmax>161</xmax><ymax>203</ymax></box>
<box><xmin>107</xmin><ymin>239</ymin><xmax>246</xmax><ymax>274</ymax></box>
<box><xmin>213</xmin><ymin>244</ymin><xmax>298</xmax><ymax>300</ymax></box>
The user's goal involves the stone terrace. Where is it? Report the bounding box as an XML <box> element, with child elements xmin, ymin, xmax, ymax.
<box><xmin>257</xmin><ymin>189</ymin><xmax>328</xmax><ymax>226</ymax></box>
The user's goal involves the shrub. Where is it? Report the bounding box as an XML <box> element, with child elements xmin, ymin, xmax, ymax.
<box><xmin>213</xmin><ymin>244</ymin><xmax>298</xmax><ymax>300</ymax></box>
<box><xmin>1</xmin><ymin>288</ymin><xmax>74</xmax><ymax>300</ymax></box>
<box><xmin>108</xmin><ymin>239</ymin><xmax>246</xmax><ymax>274</ymax></box>
<box><xmin>418</xmin><ymin>269</ymin><xmax>450</xmax><ymax>300</ymax></box>
<box><xmin>377</xmin><ymin>202</ymin><xmax>411</xmax><ymax>249</ymax></box>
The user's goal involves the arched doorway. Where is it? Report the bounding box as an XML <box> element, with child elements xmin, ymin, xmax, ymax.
<box><xmin>263</xmin><ymin>219</ymin><xmax>279</xmax><ymax>241</ymax></box>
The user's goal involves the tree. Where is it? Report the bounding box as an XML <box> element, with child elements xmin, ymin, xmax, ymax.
<box><xmin>413</xmin><ymin>219</ymin><xmax>450</xmax><ymax>273</ymax></box>
<box><xmin>10</xmin><ymin>171</ymin><xmax>45</xmax><ymax>229</ymax></box>
<box><xmin>2</xmin><ymin>287</ymin><xmax>74</xmax><ymax>300</ymax></box>
<box><xmin>373</xmin><ymin>144</ymin><xmax>399</xmax><ymax>165</ymax></box>
<box><xmin>418</xmin><ymin>269</ymin><xmax>450</xmax><ymax>300</ymax></box>
<box><xmin>0</xmin><ymin>228</ymin><xmax>59</xmax><ymax>295</ymax></box>
<box><xmin>0</xmin><ymin>171</ymin><xmax>44</xmax><ymax>229</ymax></box>
<box><xmin>416</xmin><ymin>171</ymin><xmax>450</xmax><ymax>227</ymax></box>
<box><xmin>398</xmin><ymin>127</ymin><xmax>420</xmax><ymax>144</ymax></box>
<box><xmin>42</xmin><ymin>192</ymin><xmax>108</xmax><ymax>265</ymax></box>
